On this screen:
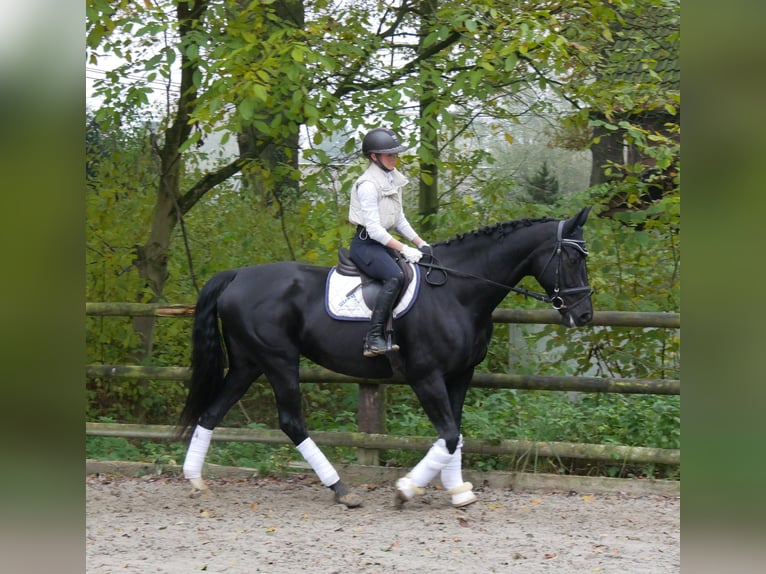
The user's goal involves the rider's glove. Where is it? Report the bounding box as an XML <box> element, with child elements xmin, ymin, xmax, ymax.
<box><xmin>400</xmin><ymin>245</ymin><xmax>423</xmax><ymax>263</ymax></box>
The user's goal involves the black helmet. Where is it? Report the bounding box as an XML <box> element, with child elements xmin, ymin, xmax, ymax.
<box><xmin>362</xmin><ymin>128</ymin><xmax>409</xmax><ymax>157</ymax></box>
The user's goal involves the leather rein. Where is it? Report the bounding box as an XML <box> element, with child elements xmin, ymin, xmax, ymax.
<box><xmin>416</xmin><ymin>220</ymin><xmax>591</xmax><ymax>310</ymax></box>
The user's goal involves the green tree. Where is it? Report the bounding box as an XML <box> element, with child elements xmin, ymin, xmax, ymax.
<box><xmin>524</xmin><ymin>161</ymin><xmax>560</xmax><ymax>204</ymax></box>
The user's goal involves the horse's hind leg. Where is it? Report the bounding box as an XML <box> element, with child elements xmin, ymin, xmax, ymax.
<box><xmin>266</xmin><ymin>364</ymin><xmax>363</xmax><ymax>508</ymax></box>
<box><xmin>182</xmin><ymin>364</ymin><xmax>260</xmax><ymax>495</ymax></box>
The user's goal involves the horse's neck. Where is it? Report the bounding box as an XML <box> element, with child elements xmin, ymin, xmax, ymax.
<box><xmin>438</xmin><ymin>223</ymin><xmax>547</xmax><ymax>310</ymax></box>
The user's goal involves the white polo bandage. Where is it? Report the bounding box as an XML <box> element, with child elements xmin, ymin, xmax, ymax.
<box><xmin>440</xmin><ymin>434</ymin><xmax>465</xmax><ymax>490</ymax></box>
<box><xmin>296</xmin><ymin>437</ymin><xmax>340</xmax><ymax>487</ymax></box>
<box><xmin>409</xmin><ymin>438</ymin><xmax>453</xmax><ymax>487</ymax></box>
<box><xmin>183</xmin><ymin>425</ymin><xmax>213</xmax><ymax>480</ymax></box>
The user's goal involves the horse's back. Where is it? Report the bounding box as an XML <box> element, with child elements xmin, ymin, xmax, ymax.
<box><xmin>215</xmin><ymin>261</ymin><xmax>328</xmax><ymax>326</ymax></box>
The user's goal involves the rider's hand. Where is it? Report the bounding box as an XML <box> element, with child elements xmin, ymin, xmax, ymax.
<box><xmin>400</xmin><ymin>245</ymin><xmax>423</xmax><ymax>263</ymax></box>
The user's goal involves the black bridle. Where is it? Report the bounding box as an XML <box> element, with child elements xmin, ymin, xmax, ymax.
<box><xmin>538</xmin><ymin>220</ymin><xmax>592</xmax><ymax>310</ymax></box>
<box><xmin>417</xmin><ymin>220</ymin><xmax>592</xmax><ymax>310</ymax></box>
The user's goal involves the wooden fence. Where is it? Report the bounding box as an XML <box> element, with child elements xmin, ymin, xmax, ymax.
<box><xmin>86</xmin><ymin>303</ymin><xmax>680</xmax><ymax>468</ymax></box>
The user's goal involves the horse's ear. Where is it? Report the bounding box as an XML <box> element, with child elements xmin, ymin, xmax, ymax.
<box><xmin>563</xmin><ymin>206</ymin><xmax>592</xmax><ymax>236</ymax></box>
<box><xmin>574</xmin><ymin>206</ymin><xmax>591</xmax><ymax>227</ymax></box>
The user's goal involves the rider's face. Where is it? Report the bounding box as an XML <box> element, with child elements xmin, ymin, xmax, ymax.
<box><xmin>374</xmin><ymin>153</ymin><xmax>398</xmax><ymax>170</ymax></box>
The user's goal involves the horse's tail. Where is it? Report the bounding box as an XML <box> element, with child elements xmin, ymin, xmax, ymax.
<box><xmin>176</xmin><ymin>269</ymin><xmax>238</xmax><ymax>440</ymax></box>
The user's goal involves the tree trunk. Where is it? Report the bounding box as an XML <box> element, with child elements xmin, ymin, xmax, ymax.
<box><xmin>589</xmin><ymin>113</ymin><xmax>625</xmax><ymax>186</ymax></box>
<box><xmin>417</xmin><ymin>0</ymin><xmax>440</xmax><ymax>233</ymax></box>
<box><xmin>237</xmin><ymin>0</ymin><xmax>304</xmax><ymax>208</ymax></box>
<box><xmin>130</xmin><ymin>0</ymin><xmax>209</xmax><ymax>420</ymax></box>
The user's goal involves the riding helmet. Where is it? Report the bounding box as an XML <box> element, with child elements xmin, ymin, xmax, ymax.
<box><xmin>362</xmin><ymin>128</ymin><xmax>409</xmax><ymax>157</ymax></box>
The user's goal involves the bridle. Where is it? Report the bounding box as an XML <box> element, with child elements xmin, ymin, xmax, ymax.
<box><xmin>538</xmin><ymin>220</ymin><xmax>592</xmax><ymax>310</ymax></box>
<box><xmin>417</xmin><ymin>220</ymin><xmax>592</xmax><ymax>311</ymax></box>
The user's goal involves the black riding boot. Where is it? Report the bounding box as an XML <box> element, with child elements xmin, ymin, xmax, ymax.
<box><xmin>363</xmin><ymin>277</ymin><xmax>402</xmax><ymax>357</ymax></box>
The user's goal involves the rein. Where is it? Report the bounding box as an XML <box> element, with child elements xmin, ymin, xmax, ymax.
<box><xmin>417</xmin><ymin>220</ymin><xmax>591</xmax><ymax>310</ymax></box>
<box><xmin>418</xmin><ymin>259</ymin><xmax>553</xmax><ymax>303</ymax></box>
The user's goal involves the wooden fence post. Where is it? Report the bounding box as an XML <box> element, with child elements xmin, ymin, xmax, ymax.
<box><xmin>357</xmin><ymin>381</ymin><xmax>386</xmax><ymax>465</ymax></box>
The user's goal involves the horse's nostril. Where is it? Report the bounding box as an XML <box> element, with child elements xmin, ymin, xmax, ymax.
<box><xmin>580</xmin><ymin>311</ymin><xmax>593</xmax><ymax>324</ymax></box>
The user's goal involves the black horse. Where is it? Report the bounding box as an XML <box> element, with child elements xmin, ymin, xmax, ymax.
<box><xmin>178</xmin><ymin>207</ymin><xmax>593</xmax><ymax>508</ymax></box>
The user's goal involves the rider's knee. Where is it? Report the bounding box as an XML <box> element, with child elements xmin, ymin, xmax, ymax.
<box><xmin>388</xmin><ymin>272</ymin><xmax>403</xmax><ymax>287</ymax></box>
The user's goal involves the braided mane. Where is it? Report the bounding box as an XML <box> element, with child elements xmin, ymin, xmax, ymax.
<box><xmin>437</xmin><ymin>217</ymin><xmax>555</xmax><ymax>246</ymax></box>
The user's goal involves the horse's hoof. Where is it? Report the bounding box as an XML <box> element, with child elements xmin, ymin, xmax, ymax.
<box><xmin>448</xmin><ymin>482</ymin><xmax>477</xmax><ymax>508</ymax></box>
<box><xmin>336</xmin><ymin>491</ymin><xmax>363</xmax><ymax>508</ymax></box>
<box><xmin>394</xmin><ymin>489</ymin><xmax>409</xmax><ymax>509</ymax></box>
<box><xmin>188</xmin><ymin>477</ymin><xmax>210</xmax><ymax>499</ymax></box>
<box><xmin>394</xmin><ymin>475</ymin><xmax>424</xmax><ymax>508</ymax></box>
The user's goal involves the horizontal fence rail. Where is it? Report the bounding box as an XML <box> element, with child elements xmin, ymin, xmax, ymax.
<box><xmin>85</xmin><ymin>365</ymin><xmax>680</xmax><ymax>395</ymax></box>
<box><xmin>86</xmin><ymin>423</ymin><xmax>680</xmax><ymax>466</ymax></box>
<box><xmin>86</xmin><ymin>304</ymin><xmax>681</xmax><ymax>470</ymax></box>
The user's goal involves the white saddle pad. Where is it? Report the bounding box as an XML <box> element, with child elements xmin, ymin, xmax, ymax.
<box><xmin>325</xmin><ymin>265</ymin><xmax>420</xmax><ymax>321</ymax></box>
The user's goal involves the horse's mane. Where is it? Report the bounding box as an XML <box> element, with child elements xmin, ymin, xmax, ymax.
<box><xmin>437</xmin><ymin>217</ymin><xmax>555</xmax><ymax>246</ymax></box>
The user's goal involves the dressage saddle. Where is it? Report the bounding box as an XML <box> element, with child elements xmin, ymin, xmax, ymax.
<box><xmin>335</xmin><ymin>248</ymin><xmax>415</xmax><ymax>310</ymax></box>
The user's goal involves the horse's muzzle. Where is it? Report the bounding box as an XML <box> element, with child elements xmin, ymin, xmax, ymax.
<box><xmin>558</xmin><ymin>292</ymin><xmax>593</xmax><ymax>327</ymax></box>
<box><xmin>562</xmin><ymin>303</ymin><xmax>593</xmax><ymax>327</ymax></box>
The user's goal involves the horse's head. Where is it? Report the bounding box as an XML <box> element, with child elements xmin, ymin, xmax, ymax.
<box><xmin>532</xmin><ymin>207</ymin><xmax>594</xmax><ymax>327</ymax></box>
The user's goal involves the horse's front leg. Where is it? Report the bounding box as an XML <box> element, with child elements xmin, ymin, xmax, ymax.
<box><xmin>395</xmin><ymin>375</ymin><xmax>464</xmax><ymax>508</ymax></box>
<box><xmin>396</xmin><ymin>438</ymin><xmax>477</xmax><ymax>508</ymax></box>
<box><xmin>439</xmin><ymin>372</ymin><xmax>477</xmax><ymax>507</ymax></box>
<box><xmin>438</xmin><ymin>433</ymin><xmax>477</xmax><ymax>507</ymax></box>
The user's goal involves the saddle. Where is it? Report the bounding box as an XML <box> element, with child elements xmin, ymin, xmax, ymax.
<box><xmin>335</xmin><ymin>248</ymin><xmax>415</xmax><ymax>309</ymax></box>
<box><xmin>325</xmin><ymin>249</ymin><xmax>419</xmax><ymax>321</ymax></box>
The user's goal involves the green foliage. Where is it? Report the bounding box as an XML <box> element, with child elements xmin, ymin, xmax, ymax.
<box><xmin>459</xmin><ymin>388</ymin><xmax>679</xmax><ymax>478</ymax></box>
<box><xmin>85</xmin><ymin>0</ymin><xmax>680</xmax><ymax>478</ymax></box>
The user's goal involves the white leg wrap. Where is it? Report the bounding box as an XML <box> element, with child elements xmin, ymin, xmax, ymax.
<box><xmin>439</xmin><ymin>435</ymin><xmax>477</xmax><ymax>507</ymax></box>
<box><xmin>395</xmin><ymin>473</ymin><xmax>425</xmax><ymax>502</ymax></box>
<box><xmin>440</xmin><ymin>434</ymin><xmax>465</xmax><ymax>490</ymax></box>
<box><xmin>296</xmin><ymin>437</ymin><xmax>340</xmax><ymax>487</ymax></box>
<box><xmin>408</xmin><ymin>439</ymin><xmax>454</xmax><ymax>487</ymax></box>
<box><xmin>183</xmin><ymin>425</ymin><xmax>213</xmax><ymax>480</ymax></box>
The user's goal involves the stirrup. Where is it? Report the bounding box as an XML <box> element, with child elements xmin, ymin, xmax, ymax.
<box><xmin>363</xmin><ymin>335</ymin><xmax>399</xmax><ymax>357</ymax></box>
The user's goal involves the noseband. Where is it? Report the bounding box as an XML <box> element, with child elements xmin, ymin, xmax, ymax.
<box><xmin>418</xmin><ymin>220</ymin><xmax>591</xmax><ymax>310</ymax></box>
